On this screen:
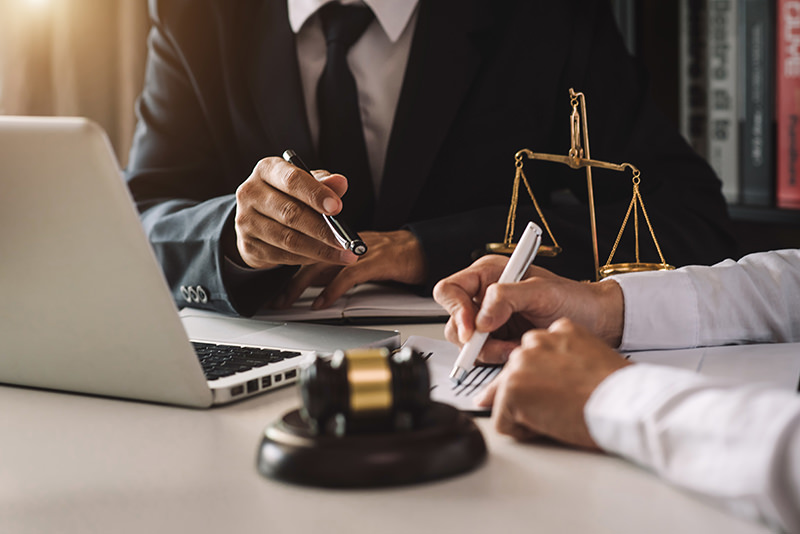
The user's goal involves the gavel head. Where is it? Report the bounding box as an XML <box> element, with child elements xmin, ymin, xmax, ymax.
<box><xmin>299</xmin><ymin>347</ymin><xmax>430</xmax><ymax>436</ymax></box>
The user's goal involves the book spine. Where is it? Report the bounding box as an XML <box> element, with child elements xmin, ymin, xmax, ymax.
<box><xmin>707</xmin><ymin>0</ymin><xmax>740</xmax><ymax>203</ymax></box>
<box><xmin>739</xmin><ymin>0</ymin><xmax>775</xmax><ymax>206</ymax></box>
<box><xmin>680</xmin><ymin>0</ymin><xmax>709</xmax><ymax>157</ymax></box>
<box><xmin>776</xmin><ymin>0</ymin><xmax>800</xmax><ymax>209</ymax></box>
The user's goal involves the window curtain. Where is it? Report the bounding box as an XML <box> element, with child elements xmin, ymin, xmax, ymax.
<box><xmin>0</xmin><ymin>0</ymin><xmax>149</xmax><ymax>166</ymax></box>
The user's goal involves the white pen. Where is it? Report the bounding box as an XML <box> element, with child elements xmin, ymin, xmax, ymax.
<box><xmin>449</xmin><ymin>222</ymin><xmax>543</xmax><ymax>384</ymax></box>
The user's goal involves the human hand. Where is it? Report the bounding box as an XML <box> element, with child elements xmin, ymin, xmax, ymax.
<box><xmin>433</xmin><ymin>255</ymin><xmax>624</xmax><ymax>364</ymax></box>
<box><xmin>231</xmin><ymin>156</ymin><xmax>360</xmax><ymax>270</ymax></box>
<box><xmin>271</xmin><ymin>229</ymin><xmax>427</xmax><ymax>309</ymax></box>
<box><xmin>475</xmin><ymin>318</ymin><xmax>630</xmax><ymax>449</ymax></box>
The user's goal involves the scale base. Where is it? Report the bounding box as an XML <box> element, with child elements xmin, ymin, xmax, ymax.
<box><xmin>598</xmin><ymin>262</ymin><xmax>675</xmax><ymax>278</ymax></box>
<box><xmin>257</xmin><ymin>402</ymin><xmax>487</xmax><ymax>488</ymax></box>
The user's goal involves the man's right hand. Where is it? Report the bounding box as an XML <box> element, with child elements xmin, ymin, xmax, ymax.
<box><xmin>231</xmin><ymin>156</ymin><xmax>360</xmax><ymax>270</ymax></box>
<box><xmin>433</xmin><ymin>254</ymin><xmax>625</xmax><ymax>364</ymax></box>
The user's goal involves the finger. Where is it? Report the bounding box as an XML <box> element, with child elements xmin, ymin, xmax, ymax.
<box><xmin>433</xmin><ymin>255</ymin><xmax>508</xmax><ymax>311</ymax></box>
<box><xmin>237</xmin><ymin>169</ymin><xmax>354</xmax><ymax>256</ymax></box>
<box><xmin>433</xmin><ymin>277</ymin><xmax>483</xmax><ymax>343</ymax></box>
<box><xmin>311</xmin><ymin>261</ymin><xmax>368</xmax><ymax>309</ymax></box>
<box><xmin>474</xmin><ymin>283</ymin><xmax>519</xmax><ymax>333</ymax></box>
<box><xmin>519</xmin><ymin>328</ymin><xmax>553</xmax><ymax>352</ymax></box>
<box><xmin>475</xmin><ymin>277</ymin><xmax>553</xmax><ymax>332</ymax></box>
<box><xmin>491</xmin><ymin>372</ymin><xmax>518</xmax><ymax>438</ymax></box>
<box><xmin>443</xmin><ymin>317</ymin><xmax>463</xmax><ymax>347</ymax></box>
<box><xmin>547</xmin><ymin>316</ymin><xmax>579</xmax><ymax>335</ymax></box>
<box><xmin>474</xmin><ymin>281</ymin><xmax>533</xmax><ymax>331</ymax></box>
<box><xmin>235</xmin><ymin>211</ymin><xmax>358</xmax><ymax>267</ymax></box>
<box><xmin>476</xmin><ymin>338</ymin><xmax>518</xmax><ymax>365</ymax></box>
<box><xmin>276</xmin><ymin>263</ymin><xmax>341</xmax><ymax>309</ymax></box>
<box><xmin>454</xmin><ymin>304</ymin><xmax>479</xmax><ymax>344</ymax></box>
<box><xmin>256</xmin><ymin>157</ymin><xmax>343</xmax><ymax>216</ymax></box>
<box><xmin>432</xmin><ymin>276</ymin><xmax>479</xmax><ymax>316</ymax></box>
<box><xmin>316</xmin><ymin>172</ymin><xmax>348</xmax><ymax>199</ymax></box>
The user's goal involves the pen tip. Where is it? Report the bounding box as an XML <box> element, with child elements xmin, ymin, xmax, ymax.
<box><xmin>449</xmin><ymin>367</ymin><xmax>467</xmax><ymax>385</ymax></box>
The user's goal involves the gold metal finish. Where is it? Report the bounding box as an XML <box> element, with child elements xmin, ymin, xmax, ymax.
<box><xmin>598</xmin><ymin>262</ymin><xmax>675</xmax><ymax>277</ymax></box>
<box><xmin>599</xmin><ymin>169</ymin><xmax>673</xmax><ymax>278</ymax></box>
<box><xmin>486</xmin><ymin>149</ymin><xmax>562</xmax><ymax>256</ymax></box>
<box><xmin>487</xmin><ymin>89</ymin><xmax>673</xmax><ymax>280</ymax></box>
<box><xmin>345</xmin><ymin>348</ymin><xmax>393</xmax><ymax>414</ymax></box>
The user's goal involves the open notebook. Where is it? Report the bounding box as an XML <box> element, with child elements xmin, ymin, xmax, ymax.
<box><xmin>254</xmin><ymin>283</ymin><xmax>448</xmax><ymax>323</ymax></box>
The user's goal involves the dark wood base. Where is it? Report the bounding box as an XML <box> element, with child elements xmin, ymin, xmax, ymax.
<box><xmin>257</xmin><ymin>402</ymin><xmax>487</xmax><ymax>488</ymax></box>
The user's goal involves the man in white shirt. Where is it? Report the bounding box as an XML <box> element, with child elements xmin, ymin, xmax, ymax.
<box><xmin>433</xmin><ymin>250</ymin><xmax>800</xmax><ymax>532</ymax></box>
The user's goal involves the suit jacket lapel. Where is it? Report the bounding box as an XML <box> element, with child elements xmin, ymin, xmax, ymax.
<box><xmin>248</xmin><ymin>0</ymin><xmax>315</xmax><ymax>164</ymax></box>
<box><xmin>375</xmin><ymin>0</ymin><xmax>497</xmax><ymax>230</ymax></box>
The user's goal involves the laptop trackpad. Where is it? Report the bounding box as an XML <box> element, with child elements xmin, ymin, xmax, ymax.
<box><xmin>180</xmin><ymin>309</ymin><xmax>285</xmax><ymax>344</ymax></box>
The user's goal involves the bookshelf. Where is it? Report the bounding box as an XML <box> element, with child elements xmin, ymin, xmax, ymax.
<box><xmin>612</xmin><ymin>0</ymin><xmax>800</xmax><ymax>256</ymax></box>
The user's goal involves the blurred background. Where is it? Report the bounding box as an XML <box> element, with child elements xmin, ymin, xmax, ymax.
<box><xmin>0</xmin><ymin>0</ymin><xmax>149</xmax><ymax>165</ymax></box>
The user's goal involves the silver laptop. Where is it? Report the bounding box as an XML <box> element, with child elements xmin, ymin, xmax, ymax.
<box><xmin>0</xmin><ymin>116</ymin><xmax>400</xmax><ymax>407</ymax></box>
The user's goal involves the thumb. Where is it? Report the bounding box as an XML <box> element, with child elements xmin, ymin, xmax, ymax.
<box><xmin>475</xmin><ymin>277</ymin><xmax>552</xmax><ymax>332</ymax></box>
<box><xmin>316</xmin><ymin>172</ymin><xmax>348</xmax><ymax>199</ymax></box>
<box><xmin>474</xmin><ymin>280</ymin><xmax>526</xmax><ymax>332</ymax></box>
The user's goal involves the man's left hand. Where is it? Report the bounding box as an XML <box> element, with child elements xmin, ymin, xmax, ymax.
<box><xmin>475</xmin><ymin>318</ymin><xmax>630</xmax><ymax>449</ymax></box>
<box><xmin>272</xmin><ymin>229</ymin><xmax>427</xmax><ymax>309</ymax></box>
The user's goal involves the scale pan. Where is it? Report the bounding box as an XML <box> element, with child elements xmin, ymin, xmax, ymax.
<box><xmin>598</xmin><ymin>262</ymin><xmax>675</xmax><ymax>278</ymax></box>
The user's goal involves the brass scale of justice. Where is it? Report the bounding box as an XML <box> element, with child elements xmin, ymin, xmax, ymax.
<box><xmin>486</xmin><ymin>88</ymin><xmax>675</xmax><ymax>280</ymax></box>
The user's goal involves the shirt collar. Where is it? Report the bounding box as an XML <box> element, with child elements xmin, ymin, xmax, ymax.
<box><xmin>288</xmin><ymin>0</ymin><xmax>418</xmax><ymax>43</ymax></box>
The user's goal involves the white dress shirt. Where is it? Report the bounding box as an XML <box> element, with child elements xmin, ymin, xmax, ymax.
<box><xmin>223</xmin><ymin>1</ymin><xmax>416</xmax><ymax>276</ymax></box>
<box><xmin>585</xmin><ymin>250</ymin><xmax>800</xmax><ymax>532</ymax></box>
<box><xmin>288</xmin><ymin>0</ymin><xmax>418</xmax><ymax>191</ymax></box>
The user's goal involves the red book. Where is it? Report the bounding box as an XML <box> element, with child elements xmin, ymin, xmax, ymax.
<box><xmin>776</xmin><ymin>0</ymin><xmax>800</xmax><ymax>209</ymax></box>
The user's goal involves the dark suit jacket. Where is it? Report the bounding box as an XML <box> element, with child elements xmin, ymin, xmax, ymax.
<box><xmin>126</xmin><ymin>0</ymin><xmax>737</xmax><ymax>316</ymax></box>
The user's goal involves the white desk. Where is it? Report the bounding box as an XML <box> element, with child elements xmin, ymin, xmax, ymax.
<box><xmin>0</xmin><ymin>323</ymin><xmax>769</xmax><ymax>534</ymax></box>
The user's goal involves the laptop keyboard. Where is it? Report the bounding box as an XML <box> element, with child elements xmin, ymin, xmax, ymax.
<box><xmin>191</xmin><ymin>342</ymin><xmax>303</xmax><ymax>381</ymax></box>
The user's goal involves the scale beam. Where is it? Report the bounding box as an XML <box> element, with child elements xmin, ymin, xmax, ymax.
<box><xmin>486</xmin><ymin>89</ymin><xmax>674</xmax><ymax>280</ymax></box>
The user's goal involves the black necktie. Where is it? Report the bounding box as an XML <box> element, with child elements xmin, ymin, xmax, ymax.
<box><xmin>316</xmin><ymin>3</ymin><xmax>375</xmax><ymax>230</ymax></box>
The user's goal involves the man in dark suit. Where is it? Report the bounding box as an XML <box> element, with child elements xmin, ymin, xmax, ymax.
<box><xmin>125</xmin><ymin>0</ymin><xmax>736</xmax><ymax>316</ymax></box>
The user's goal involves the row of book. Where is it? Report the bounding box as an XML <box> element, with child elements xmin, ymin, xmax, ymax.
<box><xmin>679</xmin><ymin>0</ymin><xmax>800</xmax><ymax>210</ymax></box>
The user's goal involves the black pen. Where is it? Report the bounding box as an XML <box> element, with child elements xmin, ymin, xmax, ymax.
<box><xmin>282</xmin><ymin>149</ymin><xmax>368</xmax><ymax>256</ymax></box>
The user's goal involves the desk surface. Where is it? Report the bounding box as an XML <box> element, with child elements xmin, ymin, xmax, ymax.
<box><xmin>0</xmin><ymin>323</ymin><xmax>768</xmax><ymax>534</ymax></box>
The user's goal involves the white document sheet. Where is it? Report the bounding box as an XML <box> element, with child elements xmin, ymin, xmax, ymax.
<box><xmin>407</xmin><ymin>336</ymin><xmax>800</xmax><ymax>414</ymax></box>
<box><xmin>628</xmin><ymin>342</ymin><xmax>800</xmax><ymax>391</ymax></box>
<box><xmin>403</xmin><ymin>335</ymin><xmax>500</xmax><ymax>413</ymax></box>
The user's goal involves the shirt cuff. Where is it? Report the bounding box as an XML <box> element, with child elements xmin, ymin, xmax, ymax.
<box><xmin>584</xmin><ymin>363</ymin><xmax>708</xmax><ymax>465</ymax></box>
<box><xmin>610</xmin><ymin>269</ymin><xmax>699</xmax><ymax>350</ymax></box>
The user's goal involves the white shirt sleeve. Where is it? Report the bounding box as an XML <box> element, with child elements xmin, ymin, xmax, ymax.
<box><xmin>611</xmin><ymin>250</ymin><xmax>800</xmax><ymax>350</ymax></box>
<box><xmin>585</xmin><ymin>364</ymin><xmax>800</xmax><ymax>533</ymax></box>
